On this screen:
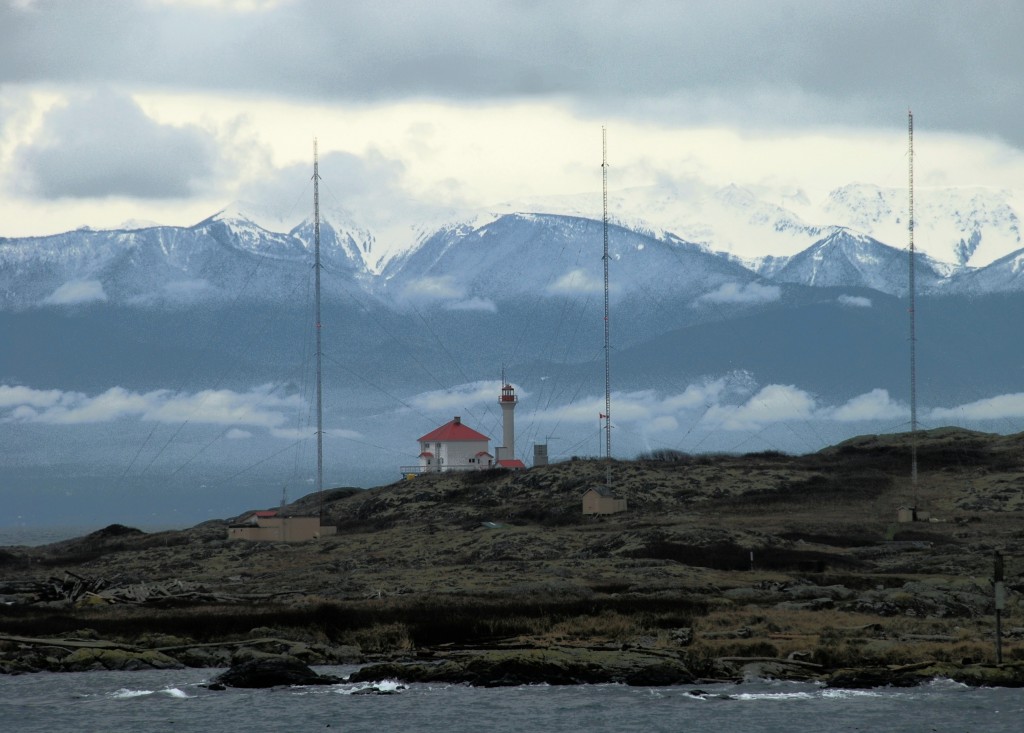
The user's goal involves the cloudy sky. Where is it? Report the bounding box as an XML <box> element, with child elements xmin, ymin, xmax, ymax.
<box><xmin>2</xmin><ymin>0</ymin><xmax>1023</xmax><ymax>246</ymax></box>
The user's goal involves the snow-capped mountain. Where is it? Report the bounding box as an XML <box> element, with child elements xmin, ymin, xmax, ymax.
<box><xmin>941</xmin><ymin>247</ymin><xmax>1024</xmax><ymax>295</ymax></box>
<box><xmin>822</xmin><ymin>183</ymin><xmax>1024</xmax><ymax>268</ymax></box>
<box><xmin>0</xmin><ymin>207</ymin><xmax>373</xmax><ymax>309</ymax></box>
<box><xmin>381</xmin><ymin>212</ymin><xmax>758</xmax><ymax>308</ymax></box>
<box><xmin>469</xmin><ymin>180</ymin><xmax>1024</xmax><ymax>274</ymax></box>
<box><xmin>8</xmin><ymin>192</ymin><xmax>1024</xmax><ymax>313</ymax></box>
<box><xmin>756</xmin><ymin>228</ymin><xmax>955</xmax><ymax>294</ymax></box>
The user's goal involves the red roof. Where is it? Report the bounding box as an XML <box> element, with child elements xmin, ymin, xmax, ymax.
<box><xmin>475</xmin><ymin>450</ymin><xmax>492</xmax><ymax>457</ymax></box>
<box><xmin>497</xmin><ymin>459</ymin><xmax>526</xmax><ymax>469</ymax></box>
<box><xmin>419</xmin><ymin>451</ymin><xmax>434</xmax><ymax>458</ymax></box>
<box><xmin>252</xmin><ymin>510</ymin><xmax>278</xmax><ymax>518</ymax></box>
<box><xmin>418</xmin><ymin>417</ymin><xmax>490</xmax><ymax>443</ymax></box>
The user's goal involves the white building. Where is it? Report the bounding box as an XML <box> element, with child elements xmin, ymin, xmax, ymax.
<box><xmin>416</xmin><ymin>416</ymin><xmax>493</xmax><ymax>473</ymax></box>
<box><xmin>495</xmin><ymin>382</ymin><xmax>526</xmax><ymax>469</ymax></box>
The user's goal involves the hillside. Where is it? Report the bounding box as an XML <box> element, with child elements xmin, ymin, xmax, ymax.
<box><xmin>2</xmin><ymin>427</ymin><xmax>1023</xmax><ymax>684</ymax></box>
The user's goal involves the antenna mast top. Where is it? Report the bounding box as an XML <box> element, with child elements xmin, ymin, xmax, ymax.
<box><xmin>908</xmin><ymin>111</ymin><xmax>918</xmax><ymax>504</ymax></box>
<box><xmin>313</xmin><ymin>138</ymin><xmax>323</xmax><ymax>520</ymax></box>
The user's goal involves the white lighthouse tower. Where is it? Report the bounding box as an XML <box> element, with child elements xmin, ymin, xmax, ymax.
<box><xmin>495</xmin><ymin>381</ymin><xmax>525</xmax><ymax>468</ymax></box>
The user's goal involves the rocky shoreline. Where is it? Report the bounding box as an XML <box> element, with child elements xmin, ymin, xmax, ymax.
<box><xmin>2</xmin><ymin>428</ymin><xmax>1022</xmax><ymax>688</ymax></box>
<box><xmin>4</xmin><ymin>627</ymin><xmax>1024</xmax><ymax>690</ymax></box>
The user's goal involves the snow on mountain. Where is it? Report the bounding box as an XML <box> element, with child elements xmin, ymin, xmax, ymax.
<box><xmin>202</xmin><ymin>201</ymin><xmax>378</xmax><ymax>275</ymax></box>
<box><xmin>485</xmin><ymin>181</ymin><xmax>1024</xmax><ymax>272</ymax></box>
<box><xmin>115</xmin><ymin>218</ymin><xmax>165</xmax><ymax>231</ymax></box>
<box><xmin>757</xmin><ymin>227</ymin><xmax>954</xmax><ymax>296</ymax></box>
<box><xmin>380</xmin><ymin>212</ymin><xmax>758</xmax><ymax>310</ymax></box>
<box><xmin>0</xmin><ymin>208</ymin><xmax>375</xmax><ymax>309</ymax></box>
<box><xmin>823</xmin><ymin>184</ymin><xmax>1024</xmax><ymax>267</ymax></box>
<box><xmin>942</xmin><ymin>247</ymin><xmax>1024</xmax><ymax>295</ymax></box>
<box><xmin>7</xmin><ymin>177</ymin><xmax>1024</xmax><ymax>313</ymax></box>
<box><xmin>485</xmin><ymin>182</ymin><xmax>825</xmax><ymax>265</ymax></box>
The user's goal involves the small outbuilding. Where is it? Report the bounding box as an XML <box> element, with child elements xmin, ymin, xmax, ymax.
<box><xmin>896</xmin><ymin>506</ymin><xmax>931</xmax><ymax>523</ymax></box>
<box><xmin>582</xmin><ymin>487</ymin><xmax>627</xmax><ymax>515</ymax></box>
<box><xmin>228</xmin><ymin>511</ymin><xmax>337</xmax><ymax>542</ymax></box>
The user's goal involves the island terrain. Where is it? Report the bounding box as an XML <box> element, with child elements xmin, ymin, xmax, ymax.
<box><xmin>2</xmin><ymin>427</ymin><xmax>1022</xmax><ymax>688</ymax></box>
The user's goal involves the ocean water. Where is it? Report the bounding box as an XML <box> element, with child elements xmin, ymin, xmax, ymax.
<box><xmin>2</xmin><ymin>668</ymin><xmax>1021</xmax><ymax>733</ymax></box>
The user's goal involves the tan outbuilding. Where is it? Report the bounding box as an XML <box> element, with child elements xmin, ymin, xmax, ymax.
<box><xmin>582</xmin><ymin>487</ymin><xmax>627</xmax><ymax>515</ymax></box>
<box><xmin>227</xmin><ymin>511</ymin><xmax>337</xmax><ymax>542</ymax></box>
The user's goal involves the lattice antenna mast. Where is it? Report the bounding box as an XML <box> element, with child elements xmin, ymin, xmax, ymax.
<box><xmin>908</xmin><ymin>110</ymin><xmax>918</xmax><ymax>504</ymax></box>
<box><xmin>602</xmin><ymin>127</ymin><xmax>612</xmax><ymax>487</ymax></box>
<box><xmin>313</xmin><ymin>138</ymin><xmax>324</xmax><ymax>519</ymax></box>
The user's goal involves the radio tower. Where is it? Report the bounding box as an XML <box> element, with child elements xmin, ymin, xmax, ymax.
<box><xmin>313</xmin><ymin>138</ymin><xmax>324</xmax><ymax>520</ymax></box>
<box><xmin>908</xmin><ymin>110</ymin><xmax>918</xmax><ymax>510</ymax></box>
<box><xmin>602</xmin><ymin>127</ymin><xmax>612</xmax><ymax>487</ymax></box>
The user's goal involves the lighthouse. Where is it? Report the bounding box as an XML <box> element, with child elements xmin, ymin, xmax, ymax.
<box><xmin>495</xmin><ymin>382</ymin><xmax>525</xmax><ymax>468</ymax></box>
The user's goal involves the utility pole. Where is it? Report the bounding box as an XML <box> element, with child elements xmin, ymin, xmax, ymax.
<box><xmin>994</xmin><ymin>550</ymin><xmax>1005</xmax><ymax>664</ymax></box>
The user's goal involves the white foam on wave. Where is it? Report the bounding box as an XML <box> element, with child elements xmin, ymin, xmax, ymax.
<box><xmin>331</xmin><ymin>679</ymin><xmax>407</xmax><ymax>695</ymax></box>
<box><xmin>109</xmin><ymin>688</ymin><xmax>154</xmax><ymax>699</ymax></box>
<box><xmin>922</xmin><ymin>677</ymin><xmax>972</xmax><ymax>692</ymax></box>
<box><xmin>107</xmin><ymin>686</ymin><xmax>194</xmax><ymax>700</ymax></box>
<box><xmin>732</xmin><ymin>691</ymin><xmax>817</xmax><ymax>701</ymax></box>
<box><xmin>821</xmin><ymin>688</ymin><xmax>883</xmax><ymax>699</ymax></box>
<box><xmin>161</xmin><ymin>687</ymin><xmax>192</xmax><ymax>698</ymax></box>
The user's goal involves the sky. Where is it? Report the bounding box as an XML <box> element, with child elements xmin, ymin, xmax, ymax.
<box><xmin>2</xmin><ymin>0</ymin><xmax>1024</xmax><ymax>252</ymax></box>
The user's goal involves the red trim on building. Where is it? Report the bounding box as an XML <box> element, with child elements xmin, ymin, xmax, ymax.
<box><xmin>418</xmin><ymin>418</ymin><xmax>490</xmax><ymax>443</ymax></box>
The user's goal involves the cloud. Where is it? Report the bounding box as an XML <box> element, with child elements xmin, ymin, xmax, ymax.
<box><xmin>12</xmin><ymin>89</ymin><xmax>220</xmax><ymax>199</ymax></box>
<box><xmin>702</xmin><ymin>384</ymin><xmax>817</xmax><ymax>431</ymax></box>
<box><xmin>143</xmin><ymin>387</ymin><xmax>301</xmax><ymax>427</ymax></box>
<box><xmin>0</xmin><ymin>384</ymin><xmax>63</xmax><ymax>408</ymax></box>
<box><xmin>532</xmin><ymin>375</ymin><xmax>752</xmax><ymax>426</ymax></box>
<box><xmin>401</xmin><ymin>275</ymin><xmax>463</xmax><ymax>300</ymax></box>
<box><xmin>42</xmin><ymin>279</ymin><xmax>108</xmax><ymax>305</ymax></box>
<box><xmin>838</xmin><ymin>294</ymin><xmax>872</xmax><ymax>308</ymax></box>
<box><xmin>239</xmin><ymin>148</ymin><xmax>416</xmax><ymax>225</ymax></box>
<box><xmin>409</xmin><ymin>380</ymin><xmax>507</xmax><ymax>412</ymax></box>
<box><xmin>660</xmin><ymin>378</ymin><xmax>735</xmax><ymax>412</ymax></box>
<box><xmin>647</xmin><ymin>416</ymin><xmax>678</xmax><ymax>432</ymax></box>
<box><xmin>829</xmin><ymin>389</ymin><xmax>904</xmax><ymax>422</ymax></box>
<box><xmin>326</xmin><ymin>427</ymin><xmax>362</xmax><ymax>440</ymax></box>
<box><xmin>0</xmin><ymin>383</ymin><xmax>303</xmax><ymax>428</ymax></box>
<box><xmin>548</xmin><ymin>268</ymin><xmax>603</xmax><ymax>295</ymax></box>
<box><xmin>4</xmin><ymin>2</ymin><xmax>1023</xmax><ymax>146</ymax></box>
<box><xmin>697</xmin><ymin>282</ymin><xmax>781</xmax><ymax>305</ymax></box>
<box><xmin>225</xmin><ymin>428</ymin><xmax>253</xmax><ymax>439</ymax></box>
<box><xmin>149</xmin><ymin>0</ymin><xmax>291</xmax><ymax>10</ymax></box>
<box><xmin>929</xmin><ymin>393</ymin><xmax>1024</xmax><ymax>421</ymax></box>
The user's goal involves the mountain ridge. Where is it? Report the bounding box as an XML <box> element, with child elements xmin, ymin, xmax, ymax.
<box><xmin>6</xmin><ymin>201</ymin><xmax>1024</xmax><ymax>313</ymax></box>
